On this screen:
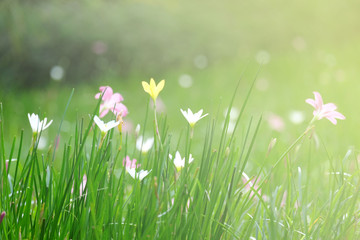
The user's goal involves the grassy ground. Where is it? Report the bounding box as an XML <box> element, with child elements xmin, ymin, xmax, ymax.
<box><xmin>1</xmin><ymin>75</ymin><xmax>359</xmax><ymax>238</ymax></box>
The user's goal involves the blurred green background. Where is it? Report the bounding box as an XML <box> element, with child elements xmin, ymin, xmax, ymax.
<box><xmin>1</xmin><ymin>0</ymin><xmax>359</xmax><ymax>163</ymax></box>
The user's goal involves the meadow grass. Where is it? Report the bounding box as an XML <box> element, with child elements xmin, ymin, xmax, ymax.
<box><xmin>1</xmin><ymin>75</ymin><xmax>359</xmax><ymax>239</ymax></box>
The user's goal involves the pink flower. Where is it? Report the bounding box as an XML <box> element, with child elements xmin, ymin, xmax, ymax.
<box><xmin>242</xmin><ymin>175</ymin><xmax>261</xmax><ymax>198</ymax></box>
<box><xmin>0</xmin><ymin>211</ymin><xmax>5</xmax><ymax>225</ymax></box>
<box><xmin>123</xmin><ymin>156</ymin><xmax>140</xmax><ymax>169</ymax></box>
<box><xmin>95</xmin><ymin>86</ymin><xmax>128</xmax><ymax>118</ymax></box>
<box><xmin>306</xmin><ymin>92</ymin><xmax>345</xmax><ymax>125</ymax></box>
<box><xmin>241</xmin><ymin>173</ymin><xmax>269</xmax><ymax>202</ymax></box>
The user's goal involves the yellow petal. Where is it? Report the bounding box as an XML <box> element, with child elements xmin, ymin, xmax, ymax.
<box><xmin>150</xmin><ymin>78</ymin><xmax>156</xmax><ymax>91</ymax></box>
<box><xmin>142</xmin><ymin>78</ymin><xmax>165</xmax><ymax>102</ymax></box>
<box><xmin>156</xmin><ymin>80</ymin><xmax>165</xmax><ymax>93</ymax></box>
<box><xmin>142</xmin><ymin>81</ymin><xmax>151</xmax><ymax>94</ymax></box>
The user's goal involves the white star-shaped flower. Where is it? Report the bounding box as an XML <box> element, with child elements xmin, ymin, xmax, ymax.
<box><xmin>169</xmin><ymin>151</ymin><xmax>194</xmax><ymax>171</ymax></box>
<box><xmin>136</xmin><ymin>136</ymin><xmax>154</xmax><ymax>153</ymax></box>
<box><xmin>126</xmin><ymin>168</ymin><xmax>151</xmax><ymax>181</ymax></box>
<box><xmin>28</xmin><ymin>113</ymin><xmax>53</xmax><ymax>133</ymax></box>
<box><xmin>93</xmin><ymin>115</ymin><xmax>120</xmax><ymax>133</ymax></box>
<box><xmin>180</xmin><ymin>108</ymin><xmax>208</xmax><ymax>127</ymax></box>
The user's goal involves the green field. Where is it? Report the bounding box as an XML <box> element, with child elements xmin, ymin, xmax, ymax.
<box><xmin>1</xmin><ymin>0</ymin><xmax>360</xmax><ymax>239</ymax></box>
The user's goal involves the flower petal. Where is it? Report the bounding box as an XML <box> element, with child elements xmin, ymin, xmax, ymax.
<box><xmin>322</xmin><ymin>103</ymin><xmax>337</xmax><ymax>112</ymax></box>
<box><xmin>156</xmin><ymin>80</ymin><xmax>165</xmax><ymax>93</ymax></box>
<box><xmin>93</xmin><ymin>115</ymin><xmax>105</xmax><ymax>130</ymax></box>
<box><xmin>326</xmin><ymin>117</ymin><xmax>338</xmax><ymax>125</ymax></box>
<box><xmin>305</xmin><ymin>99</ymin><xmax>316</xmax><ymax>108</ymax></box>
<box><xmin>99</xmin><ymin>109</ymin><xmax>109</xmax><ymax>118</ymax></box>
<box><xmin>113</xmin><ymin>103</ymin><xmax>128</xmax><ymax>117</ymax></box>
<box><xmin>313</xmin><ymin>92</ymin><xmax>323</xmax><ymax>109</ymax></box>
<box><xmin>142</xmin><ymin>81</ymin><xmax>151</xmax><ymax>94</ymax></box>
<box><xmin>111</xmin><ymin>93</ymin><xmax>124</xmax><ymax>102</ymax></box>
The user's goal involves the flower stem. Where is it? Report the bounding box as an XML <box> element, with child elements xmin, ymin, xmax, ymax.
<box><xmin>263</xmin><ymin>121</ymin><xmax>315</xmax><ymax>184</ymax></box>
<box><xmin>30</xmin><ymin>132</ymin><xmax>37</xmax><ymax>152</ymax></box>
<box><xmin>153</xmin><ymin>103</ymin><xmax>163</xmax><ymax>150</ymax></box>
<box><xmin>190</xmin><ymin>127</ymin><xmax>194</xmax><ymax>139</ymax></box>
<box><xmin>99</xmin><ymin>132</ymin><xmax>106</xmax><ymax>149</ymax></box>
<box><xmin>118</xmin><ymin>131</ymin><xmax>123</xmax><ymax>151</ymax></box>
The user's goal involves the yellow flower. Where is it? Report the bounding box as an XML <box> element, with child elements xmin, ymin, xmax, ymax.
<box><xmin>142</xmin><ymin>78</ymin><xmax>165</xmax><ymax>102</ymax></box>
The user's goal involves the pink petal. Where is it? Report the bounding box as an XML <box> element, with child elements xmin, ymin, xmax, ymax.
<box><xmin>306</xmin><ymin>99</ymin><xmax>317</xmax><ymax>108</ymax></box>
<box><xmin>131</xmin><ymin>159</ymin><xmax>137</xmax><ymax>168</ymax></box>
<box><xmin>101</xmin><ymin>87</ymin><xmax>113</xmax><ymax>101</ymax></box>
<box><xmin>99</xmin><ymin>103</ymin><xmax>105</xmax><ymax>113</ymax></box>
<box><xmin>322</xmin><ymin>103</ymin><xmax>337</xmax><ymax>112</ymax></box>
<box><xmin>113</xmin><ymin>103</ymin><xmax>128</xmax><ymax>117</ymax></box>
<box><xmin>99</xmin><ymin>86</ymin><xmax>107</xmax><ymax>92</ymax></box>
<box><xmin>313</xmin><ymin>110</ymin><xmax>319</xmax><ymax>117</ymax></box>
<box><xmin>97</xmin><ymin>86</ymin><xmax>113</xmax><ymax>101</ymax></box>
<box><xmin>99</xmin><ymin>109</ymin><xmax>110</xmax><ymax>118</ymax></box>
<box><xmin>321</xmin><ymin>110</ymin><xmax>345</xmax><ymax>121</ymax></box>
<box><xmin>329</xmin><ymin>111</ymin><xmax>345</xmax><ymax>120</ymax></box>
<box><xmin>123</xmin><ymin>156</ymin><xmax>131</xmax><ymax>167</ymax></box>
<box><xmin>111</xmin><ymin>93</ymin><xmax>124</xmax><ymax>102</ymax></box>
<box><xmin>326</xmin><ymin>117</ymin><xmax>338</xmax><ymax>125</ymax></box>
<box><xmin>313</xmin><ymin>92</ymin><xmax>323</xmax><ymax>109</ymax></box>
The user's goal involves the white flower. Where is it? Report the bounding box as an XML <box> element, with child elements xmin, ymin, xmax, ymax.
<box><xmin>136</xmin><ymin>136</ymin><xmax>154</xmax><ymax>153</ymax></box>
<box><xmin>93</xmin><ymin>115</ymin><xmax>120</xmax><ymax>133</ymax></box>
<box><xmin>28</xmin><ymin>113</ymin><xmax>53</xmax><ymax>133</ymax></box>
<box><xmin>180</xmin><ymin>108</ymin><xmax>208</xmax><ymax>127</ymax></box>
<box><xmin>169</xmin><ymin>151</ymin><xmax>194</xmax><ymax>171</ymax></box>
<box><xmin>135</xmin><ymin>124</ymin><xmax>141</xmax><ymax>136</ymax></box>
<box><xmin>126</xmin><ymin>168</ymin><xmax>151</xmax><ymax>181</ymax></box>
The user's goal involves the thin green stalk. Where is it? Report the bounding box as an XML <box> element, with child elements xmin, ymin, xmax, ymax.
<box><xmin>153</xmin><ymin>103</ymin><xmax>163</xmax><ymax>150</ymax></box>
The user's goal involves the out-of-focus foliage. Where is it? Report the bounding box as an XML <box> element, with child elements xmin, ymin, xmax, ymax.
<box><xmin>2</xmin><ymin>0</ymin><xmax>360</xmax><ymax>90</ymax></box>
<box><xmin>0</xmin><ymin>1</ymin><xmax>235</xmax><ymax>89</ymax></box>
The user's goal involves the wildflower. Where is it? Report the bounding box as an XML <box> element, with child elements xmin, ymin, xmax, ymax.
<box><xmin>241</xmin><ymin>172</ymin><xmax>269</xmax><ymax>202</ymax></box>
<box><xmin>306</xmin><ymin>92</ymin><xmax>345</xmax><ymax>124</ymax></box>
<box><xmin>93</xmin><ymin>115</ymin><xmax>120</xmax><ymax>134</ymax></box>
<box><xmin>126</xmin><ymin>168</ymin><xmax>151</xmax><ymax>181</ymax></box>
<box><xmin>95</xmin><ymin>86</ymin><xmax>128</xmax><ymax>118</ymax></box>
<box><xmin>169</xmin><ymin>151</ymin><xmax>194</xmax><ymax>171</ymax></box>
<box><xmin>180</xmin><ymin>108</ymin><xmax>208</xmax><ymax>128</ymax></box>
<box><xmin>135</xmin><ymin>124</ymin><xmax>141</xmax><ymax>137</ymax></box>
<box><xmin>123</xmin><ymin>156</ymin><xmax>140</xmax><ymax>169</ymax></box>
<box><xmin>0</xmin><ymin>211</ymin><xmax>5</xmax><ymax>224</ymax></box>
<box><xmin>71</xmin><ymin>175</ymin><xmax>87</xmax><ymax>199</ymax></box>
<box><xmin>28</xmin><ymin>113</ymin><xmax>53</xmax><ymax>133</ymax></box>
<box><xmin>142</xmin><ymin>78</ymin><xmax>165</xmax><ymax>102</ymax></box>
<box><xmin>79</xmin><ymin>175</ymin><xmax>87</xmax><ymax>196</ymax></box>
<box><xmin>136</xmin><ymin>136</ymin><xmax>154</xmax><ymax>153</ymax></box>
